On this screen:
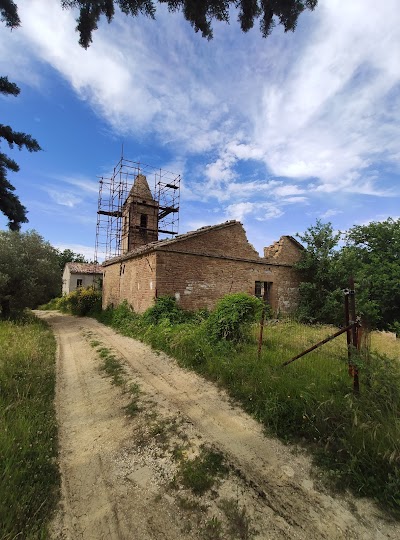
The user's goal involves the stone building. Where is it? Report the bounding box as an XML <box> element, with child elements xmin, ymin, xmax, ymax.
<box><xmin>102</xmin><ymin>174</ymin><xmax>303</xmax><ymax>314</ymax></box>
<box><xmin>62</xmin><ymin>263</ymin><xmax>103</xmax><ymax>295</ymax></box>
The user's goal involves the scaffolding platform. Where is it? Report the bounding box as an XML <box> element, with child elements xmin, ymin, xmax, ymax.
<box><xmin>94</xmin><ymin>158</ymin><xmax>180</xmax><ymax>262</ymax></box>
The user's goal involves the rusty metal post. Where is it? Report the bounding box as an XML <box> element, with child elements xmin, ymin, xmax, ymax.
<box><xmin>257</xmin><ymin>303</ymin><xmax>266</xmax><ymax>361</ymax></box>
<box><xmin>348</xmin><ymin>277</ymin><xmax>360</xmax><ymax>394</ymax></box>
<box><xmin>344</xmin><ymin>288</ymin><xmax>352</xmax><ymax>371</ymax></box>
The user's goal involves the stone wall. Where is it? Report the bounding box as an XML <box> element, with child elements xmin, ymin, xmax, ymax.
<box><xmin>156</xmin><ymin>251</ymin><xmax>300</xmax><ymax>314</ymax></box>
<box><xmin>102</xmin><ymin>222</ymin><xmax>303</xmax><ymax>315</ymax></box>
<box><xmin>102</xmin><ymin>253</ymin><xmax>157</xmax><ymax>312</ymax></box>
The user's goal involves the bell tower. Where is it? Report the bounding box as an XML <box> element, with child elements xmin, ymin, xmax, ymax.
<box><xmin>121</xmin><ymin>174</ymin><xmax>159</xmax><ymax>253</ymax></box>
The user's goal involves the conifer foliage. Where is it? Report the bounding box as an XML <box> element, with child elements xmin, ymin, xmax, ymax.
<box><xmin>61</xmin><ymin>0</ymin><xmax>318</xmax><ymax>48</ymax></box>
<box><xmin>0</xmin><ymin>77</ymin><xmax>41</xmax><ymax>230</ymax></box>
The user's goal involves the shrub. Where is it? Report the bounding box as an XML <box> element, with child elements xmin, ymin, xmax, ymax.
<box><xmin>58</xmin><ymin>287</ymin><xmax>102</xmax><ymax>316</ymax></box>
<box><xmin>142</xmin><ymin>295</ymin><xmax>186</xmax><ymax>325</ymax></box>
<box><xmin>206</xmin><ymin>293</ymin><xmax>262</xmax><ymax>342</ymax></box>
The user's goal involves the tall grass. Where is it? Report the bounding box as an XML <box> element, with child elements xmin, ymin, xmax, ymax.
<box><xmin>94</xmin><ymin>300</ymin><xmax>400</xmax><ymax>515</ymax></box>
<box><xmin>0</xmin><ymin>314</ymin><xmax>59</xmax><ymax>539</ymax></box>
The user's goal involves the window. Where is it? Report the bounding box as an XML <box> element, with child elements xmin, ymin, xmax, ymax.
<box><xmin>77</xmin><ymin>278</ymin><xmax>83</xmax><ymax>288</ymax></box>
<box><xmin>255</xmin><ymin>281</ymin><xmax>272</xmax><ymax>303</ymax></box>
<box><xmin>140</xmin><ymin>214</ymin><xmax>148</xmax><ymax>229</ymax></box>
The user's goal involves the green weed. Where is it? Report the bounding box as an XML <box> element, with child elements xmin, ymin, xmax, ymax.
<box><xmin>179</xmin><ymin>447</ymin><xmax>227</xmax><ymax>495</ymax></box>
<box><xmin>202</xmin><ymin>516</ymin><xmax>223</xmax><ymax>539</ymax></box>
<box><xmin>124</xmin><ymin>383</ymin><xmax>142</xmax><ymax>416</ymax></box>
<box><xmin>0</xmin><ymin>315</ymin><xmax>59</xmax><ymax>539</ymax></box>
<box><xmin>98</xmin><ymin>348</ymin><xmax>126</xmax><ymax>386</ymax></box>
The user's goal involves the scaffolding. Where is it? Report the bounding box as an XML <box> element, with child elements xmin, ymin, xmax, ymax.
<box><xmin>94</xmin><ymin>158</ymin><xmax>180</xmax><ymax>262</ymax></box>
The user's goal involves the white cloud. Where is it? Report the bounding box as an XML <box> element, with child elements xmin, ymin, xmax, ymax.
<box><xmin>255</xmin><ymin>0</ymin><xmax>400</xmax><ymax>193</ymax></box>
<box><xmin>320</xmin><ymin>209</ymin><xmax>343</xmax><ymax>219</ymax></box>
<box><xmin>46</xmin><ymin>189</ymin><xmax>81</xmax><ymax>207</ymax></box>
<box><xmin>2</xmin><ymin>0</ymin><xmax>399</xmax><ymax>207</ymax></box>
<box><xmin>53</xmin><ymin>175</ymin><xmax>100</xmax><ymax>194</ymax></box>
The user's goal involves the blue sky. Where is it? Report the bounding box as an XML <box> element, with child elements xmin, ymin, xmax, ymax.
<box><xmin>1</xmin><ymin>0</ymin><xmax>399</xmax><ymax>261</ymax></box>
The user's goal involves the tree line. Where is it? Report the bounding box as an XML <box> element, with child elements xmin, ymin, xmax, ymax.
<box><xmin>296</xmin><ymin>218</ymin><xmax>400</xmax><ymax>334</ymax></box>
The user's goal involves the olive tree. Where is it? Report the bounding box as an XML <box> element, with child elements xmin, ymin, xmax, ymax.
<box><xmin>0</xmin><ymin>230</ymin><xmax>61</xmax><ymax>317</ymax></box>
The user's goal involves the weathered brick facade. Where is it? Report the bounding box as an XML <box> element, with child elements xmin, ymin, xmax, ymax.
<box><xmin>102</xmin><ymin>221</ymin><xmax>303</xmax><ymax>315</ymax></box>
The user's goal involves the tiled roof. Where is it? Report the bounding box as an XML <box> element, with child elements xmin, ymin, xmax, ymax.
<box><xmin>66</xmin><ymin>262</ymin><xmax>103</xmax><ymax>274</ymax></box>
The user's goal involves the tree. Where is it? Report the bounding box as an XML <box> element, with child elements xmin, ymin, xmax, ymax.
<box><xmin>56</xmin><ymin>248</ymin><xmax>88</xmax><ymax>271</ymax></box>
<box><xmin>1</xmin><ymin>76</ymin><xmax>42</xmax><ymax>230</ymax></box>
<box><xmin>345</xmin><ymin>218</ymin><xmax>400</xmax><ymax>330</ymax></box>
<box><xmin>1</xmin><ymin>4</ymin><xmax>42</xmax><ymax>233</ymax></box>
<box><xmin>61</xmin><ymin>1</ymin><xmax>318</xmax><ymax>47</ymax></box>
<box><xmin>3</xmin><ymin>1</ymin><xmax>317</xmax><ymax>49</ymax></box>
<box><xmin>295</xmin><ymin>220</ymin><xmax>343</xmax><ymax>325</ymax></box>
<box><xmin>0</xmin><ymin>230</ymin><xmax>61</xmax><ymax>317</ymax></box>
<box><xmin>296</xmin><ymin>218</ymin><xmax>400</xmax><ymax>332</ymax></box>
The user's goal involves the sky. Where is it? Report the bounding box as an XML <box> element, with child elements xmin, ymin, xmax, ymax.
<box><xmin>1</xmin><ymin>0</ymin><xmax>399</xmax><ymax>261</ymax></box>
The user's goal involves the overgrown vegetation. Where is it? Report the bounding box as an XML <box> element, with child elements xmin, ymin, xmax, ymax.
<box><xmin>0</xmin><ymin>230</ymin><xmax>61</xmax><ymax>317</ymax></box>
<box><xmin>87</xmin><ymin>295</ymin><xmax>400</xmax><ymax>515</ymax></box>
<box><xmin>0</xmin><ymin>313</ymin><xmax>59</xmax><ymax>539</ymax></box>
<box><xmin>45</xmin><ymin>286</ymin><xmax>102</xmax><ymax>316</ymax></box>
<box><xmin>42</xmin><ymin>291</ymin><xmax>400</xmax><ymax>513</ymax></box>
<box><xmin>296</xmin><ymin>218</ymin><xmax>400</xmax><ymax>332</ymax></box>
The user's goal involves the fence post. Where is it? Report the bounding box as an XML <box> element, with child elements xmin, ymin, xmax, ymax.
<box><xmin>348</xmin><ymin>277</ymin><xmax>360</xmax><ymax>394</ymax></box>
<box><xmin>257</xmin><ymin>302</ymin><xmax>266</xmax><ymax>360</ymax></box>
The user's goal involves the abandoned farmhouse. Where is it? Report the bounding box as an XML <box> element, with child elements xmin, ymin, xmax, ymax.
<box><xmin>62</xmin><ymin>262</ymin><xmax>103</xmax><ymax>295</ymax></box>
<box><xmin>101</xmin><ymin>170</ymin><xmax>303</xmax><ymax>315</ymax></box>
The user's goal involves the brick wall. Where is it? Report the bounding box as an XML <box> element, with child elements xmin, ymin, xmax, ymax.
<box><xmin>161</xmin><ymin>222</ymin><xmax>260</xmax><ymax>260</ymax></box>
<box><xmin>264</xmin><ymin>236</ymin><xmax>304</xmax><ymax>265</ymax></box>
<box><xmin>102</xmin><ymin>253</ymin><xmax>157</xmax><ymax>312</ymax></box>
<box><xmin>156</xmin><ymin>251</ymin><xmax>299</xmax><ymax>314</ymax></box>
<box><xmin>102</xmin><ymin>222</ymin><xmax>302</xmax><ymax>315</ymax></box>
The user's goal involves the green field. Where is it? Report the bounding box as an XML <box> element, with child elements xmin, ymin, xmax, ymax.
<box><xmin>0</xmin><ymin>314</ymin><xmax>59</xmax><ymax>540</ymax></box>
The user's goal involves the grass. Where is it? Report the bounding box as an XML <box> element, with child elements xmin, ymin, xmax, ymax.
<box><xmin>0</xmin><ymin>313</ymin><xmax>59</xmax><ymax>539</ymax></box>
<box><xmin>92</xmin><ymin>302</ymin><xmax>400</xmax><ymax>515</ymax></box>
<box><xmin>88</xmin><ymin>339</ymin><xmax>143</xmax><ymax>416</ymax></box>
<box><xmin>124</xmin><ymin>383</ymin><xmax>142</xmax><ymax>416</ymax></box>
<box><xmin>178</xmin><ymin>446</ymin><xmax>228</xmax><ymax>496</ymax></box>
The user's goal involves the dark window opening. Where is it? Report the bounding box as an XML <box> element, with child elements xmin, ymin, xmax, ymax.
<box><xmin>255</xmin><ymin>281</ymin><xmax>272</xmax><ymax>303</ymax></box>
<box><xmin>140</xmin><ymin>214</ymin><xmax>148</xmax><ymax>229</ymax></box>
<box><xmin>77</xmin><ymin>279</ymin><xmax>83</xmax><ymax>288</ymax></box>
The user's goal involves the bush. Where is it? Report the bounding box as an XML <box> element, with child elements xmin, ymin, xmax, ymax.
<box><xmin>58</xmin><ymin>287</ymin><xmax>102</xmax><ymax>316</ymax></box>
<box><xmin>142</xmin><ymin>295</ymin><xmax>187</xmax><ymax>325</ymax></box>
<box><xmin>206</xmin><ymin>293</ymin><xmax>262</xmax><ymax>342</ymax></box>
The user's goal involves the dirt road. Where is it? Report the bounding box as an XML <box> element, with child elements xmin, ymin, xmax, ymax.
<box><xmin>36</xmin><ymin>311</ymin><xmax>399</xmax><ymax>539</ymax></box>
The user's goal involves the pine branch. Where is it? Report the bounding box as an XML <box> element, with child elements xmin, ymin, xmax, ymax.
<box><xmin>0</xmin><ymin>124</ymin><xmax>42</xmax><ymax>152</ymax></box>
<box><xmin>0</xmin><ymin>0</ymin><xmax>20</xmax><ymax>29</ymax></box>
<box><xmin>0</xmin><ymin>76</ymin><xmax>20</xmax><ymax>96</ymax></box>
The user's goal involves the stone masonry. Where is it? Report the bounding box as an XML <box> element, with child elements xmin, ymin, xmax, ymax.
<box><xmin>102</xmin><ymin>221</ymin><xmax>303</xmax><ymax>314</ymax></box>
